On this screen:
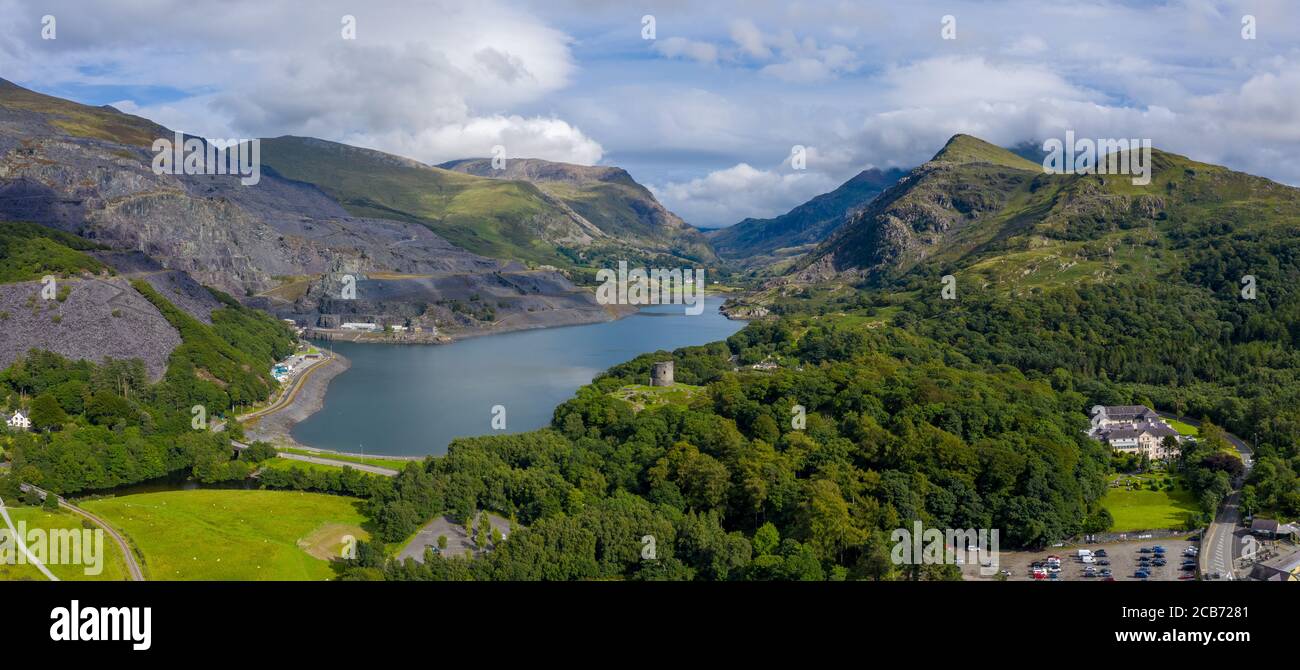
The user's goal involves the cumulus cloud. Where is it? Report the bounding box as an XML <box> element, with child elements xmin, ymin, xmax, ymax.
<box><xmin>651</xmin><ymin>163</ymin><xmax>839</xmax><ymax>228</ymax></box>
<box><xmin>0</xmin><ymin>0</ymin><xmax>603</xmax><ymax>165</ymax></box>
<box><xmin>653</xmin><ymin>37</ymin><xmax>719</xmax><ymax>64</ymax></box>
<box><xmin>729</xmin><ymin>19</ymin><xmax>770</xmax><ymax>59</ymax></box>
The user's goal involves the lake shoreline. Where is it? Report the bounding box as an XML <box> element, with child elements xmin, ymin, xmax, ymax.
<box><xmin>269</xmin><ymin>297</ymin><xmax>748</xmax><ymax>457</ymax></box>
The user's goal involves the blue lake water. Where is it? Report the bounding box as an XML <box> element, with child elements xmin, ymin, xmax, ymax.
<box><xmin>292</xmin><ymin>297</ymin><xmax>745</xmax><ymax>456</ymax></box>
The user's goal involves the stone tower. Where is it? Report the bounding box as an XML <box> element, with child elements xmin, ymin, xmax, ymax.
<box><xmin>650</xmin><ymin>361</ymin><xmax>674</xmax><ymax>387</ymax></box>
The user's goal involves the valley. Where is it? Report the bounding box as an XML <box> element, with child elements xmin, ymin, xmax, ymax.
<box><xmin>1</xmin><ymin>83</ymin><xmax>1297</xmax><ymax>586</ymax></box>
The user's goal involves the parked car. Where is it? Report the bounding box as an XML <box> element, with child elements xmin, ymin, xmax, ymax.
<box><xmin>1099</xmin><ymin>568</ymin><xmax>1113</xmax><ymax>577</ymax></box>
<box><xmin>1153</xmin><ymin>546</ymin><xmax>1166</xmax><ymax>554</ymax></box>
<box><xmin>1180</xmin><ymin>564</ymin><xmax>1196</xmax><ymax>571</ymax></box>
<box><xmin>1094</xmin><ymin>549</ymin><xmax>1108</xmax><ymax>557</ymax></box>
<box><xmin>1097</xmin><ymin>559</ymin><xmax>1110</xmax><ymax>566</ymax></box>
<box><xmin>1138</xmin><ymin>547</ymin><xmax>1152</xmax><ymax>553</ymax></box>
<box><xmin>1153</xmin><ymin>559</ymin><xmax>1167</xmax><ymax>566</ymax></box>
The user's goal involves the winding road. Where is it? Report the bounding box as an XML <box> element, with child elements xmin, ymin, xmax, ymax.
<box><xmin>17</xmin><ymin>483</ymin><xmax>145</xmax><ymax>581</ymax></box>
<box><xmin>1157</xmin><ymin>412</ymin><xmax>1254</xmax><ymax>580</ymax></box>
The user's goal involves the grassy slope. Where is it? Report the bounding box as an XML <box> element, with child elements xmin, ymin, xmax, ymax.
<box><xmin>259</xmin><ymin>137</ymin><xmax>577</xmax><ymax>266</ymax></box>
<box><xmin>931</xmin><ymin>134</ymin><xmax>1042</xmax><ymax>170</ymax></box>
<box><xmin>81</xmin><ymin>489</ymin><xmax>369</xmax><ymax>580</ymax></box>
<box><xmin>0</xmin><ymin>506</ymin><xmax>131</xmax><ymax>581</ymax></box>
<box><xmin>0</xmin><ymin>222</ymin><xmax>106</xmax><ymax>283</ymax></box>
<box><xmin>0</xmin><ymin>79</ymin><xmax>167</xmax><ymax>147</ymax></box>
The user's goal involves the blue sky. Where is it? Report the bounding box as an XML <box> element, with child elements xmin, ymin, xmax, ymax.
<box><xmin>2</xmin><ymin>0</ymin><xmax>1299</xmax><ymax>227</ymax></box>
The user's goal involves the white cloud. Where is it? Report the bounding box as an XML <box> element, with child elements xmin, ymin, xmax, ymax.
<box><xmin>653</xmin><ymin>37</ymin><xmax>719</xmax><ymax>65</ymax></box>
<box><xmin>651</xmin><ymin>163</ymin><xmax>839</xmax><ymax>228</ymax></box>
<box><xmin>729</xmin><ymin>19</ymin><xmax>770</xmax><ymax>59</ymax></box>
<box><xmin>1</xmin><ymin>0</ymin><xmax>602</xmax><ymax>165</ymax></box>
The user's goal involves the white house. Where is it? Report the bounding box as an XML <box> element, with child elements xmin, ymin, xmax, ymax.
<box><xmin>7</xmin><ymin>410</ymin><xmax>31</xmax><ymax>431</ymax></box>
<box><xmin>1088</xmin><ymin>405</ymin><xmax>1181</xmax><ymax>460</ymax></box>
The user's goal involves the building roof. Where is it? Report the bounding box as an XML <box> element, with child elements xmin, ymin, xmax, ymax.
<box><xmin>1096</xmin><ymin>405</ymin><xmax>1159</xmax><ymax>419</ymax></box>
<box><xmin>1100</xmin><ymin>421</ymin><xmax>1177</xmax><ymax>441</ymax></box>
<box><xmin>1251</xmin><ymin>518</ymin><xmax>1280</xmax><ymax>533</ymax></box>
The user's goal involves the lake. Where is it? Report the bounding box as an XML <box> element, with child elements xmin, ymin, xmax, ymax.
<box><xmin>291</xmin><ymin>297</ymin><xmax>745</xmax><ymax>456</ymax></box>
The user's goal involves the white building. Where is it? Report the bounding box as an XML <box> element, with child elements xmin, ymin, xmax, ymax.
<box><xmin>7</xmin><ymin>410</ymin><xmax>31</xmax><ymax>431</ymax></box>
<box><xmin>340</xmin><ymin>322</ymin><xmax>379</xmax><ymax>331</ymax></box>
<box><xmin>1088</xmin><ymin>405</ymin><xmax>1182</xmax><ymax>460</ymax></box>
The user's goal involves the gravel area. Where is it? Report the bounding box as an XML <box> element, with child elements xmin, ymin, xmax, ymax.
<box><xmin>243</xmin><ymin>352</ymin><xmax>350</xmax><ymax>447</ymax></box>
<box><xmin>0</xmin><ymin>276</ymin><xmax>179</xmax><ymax>380</ymax></box>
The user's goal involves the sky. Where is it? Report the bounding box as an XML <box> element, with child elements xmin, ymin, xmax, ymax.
<box><xmin>2</xmin><ymin>0</ymin><xmax>1299</xmax><ymax>228</ymax></box>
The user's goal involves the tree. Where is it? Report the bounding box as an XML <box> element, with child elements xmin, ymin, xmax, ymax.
<box><xmin>42</xmin><ymin>491</ymin><xmax>59</xmax><ymax>511</ymax></box>
<box><xmin>28</xmin><ymin>394</ymin><xmax>66</xmax><ymax>431</ymax></box>
<box><xmin>752</xmin><ymin>522</ymin><xmax>780</xmax><ymax>556</ymax></box>
<box><xmin>437</xmin><ymin>535</ymin><xmax>448</xmax><ymax>550</ymax></box>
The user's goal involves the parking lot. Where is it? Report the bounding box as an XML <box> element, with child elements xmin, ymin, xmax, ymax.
<box><xmin>962</xmin><ymin>536</ymin><xmax>1201</xmax><ymax>581</ymax></box>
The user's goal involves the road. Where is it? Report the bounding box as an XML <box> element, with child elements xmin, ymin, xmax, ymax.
<box><xmin>274</xmin><ymin>451</ymin><xmax>399</xmax><ymax>477</ymax></box>
<box><xmin>17</xmin><ymin>483</ymin><xmax>145</xmax><ymax>581</ymax></box>
<box><xmin>1157</xmin><ymin>412</ymin><xmax>1253</xmax><ymax>580</ymax></box>
<box><xmin>239</xmin><ymin>351</ymin><xmax>332</xmax><ymax>423</ymax></box>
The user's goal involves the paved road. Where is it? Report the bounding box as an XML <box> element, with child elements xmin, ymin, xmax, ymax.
<box><xmin>1158</xmin><ymin>412</ymin><xmax>1252</xmax><ymax>580</ymax></box>
<box><xmin>17</xmin><ymin>483</ymin><xmax>145</xmax><ymax>581</ymax></box>
<box><xmin>274</xmin><ymin>451</ymin><xmax>399</xmax><ymax>477</ymax></box>
<box><xmin>239</xmin><ymin>352</ymin><xmax>331</xmax><ymax>423</ymax></box>
<box><xmin>0</xmin><ymin>497</ymin><xmax>58</xmax><ymax>581</ymax></box>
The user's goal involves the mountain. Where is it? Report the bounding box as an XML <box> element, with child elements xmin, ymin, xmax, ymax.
<box><xmin>0</xmin><ymin>80</ymin><xmax>635</xmax><ymax>345</ymax></box>
<box><xmin>783</xmin><ymin>132</ymin><xmax>1300</xmax><ymax>292</ymax></box>
<box><xmin>439</xmin><ymin>157</ymin><xmax>716</xmax><ymax>263</ymax></box>
<box><xmin>706</xmin><ymin>167</ymin><xmax>905</xmax><ymax>269</ymax></box>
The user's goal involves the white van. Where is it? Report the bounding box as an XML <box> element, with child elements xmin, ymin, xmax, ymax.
<box><xmin>1081</xmin><ymin>554</ymin><xmax>1095</xmax><ymax>564</ymax></box>
<box><xmin>1078</xmin><ymin>549</ymin><xmax>1093</xmax><ymax>558</ymax></box>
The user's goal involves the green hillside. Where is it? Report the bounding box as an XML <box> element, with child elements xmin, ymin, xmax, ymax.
<box><xmin>0</xmin><ymin>79</ymin><xmax>166</xmax><ymax>147</ymax></box>
<box><xmin>439</xmin><ymin>157</ymin><xmax>717</xmax><ymax>263</ymax></box>
<box><xmin>0</xmin><ymin>222</ymin><xmax>106</xmax><ymax>283</ymax></box>
<box><xmin>930</xmin><ymin>134</ymin><xmax>1042</xmax><ymax>170</ymax></box>
<box><xmin>259</xmin><ymin>137</ymin><xmax>591</xmax><ymax>267</ymax></box>
<box><xmin>709</xmin><ymin>167</ymin><xmax>906</xmax><ymax>269</ymax></box>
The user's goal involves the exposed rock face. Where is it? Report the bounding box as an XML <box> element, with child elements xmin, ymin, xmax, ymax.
<box><xmin>803</xmin><ymin>161</ymin><xmax>1034</xmax><ymax>279</ymax></box>
<box><xmin>93</xmin><ymin>251</ymin><xmax>222</xmax><ymax>324</ymax></box>
<box><xmin>0</xmin><ymin>80</ymin><xmax>627</xmax><ymax>340</ymax></box>
<box><xmin>0</xmin><ymin>276</ymin><xmax>180</xmax><ymax>380</ymax></box>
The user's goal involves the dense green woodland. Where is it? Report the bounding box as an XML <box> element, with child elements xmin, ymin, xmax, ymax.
<box><xmin>3</xmin><ymin>186</ymin><xmax>1299</xmax><ymax>580</ymax></box>
<box><xmin>0</xmin><ymin>282</ymin><xmax>295</xmax><ymax>493</ymax></box>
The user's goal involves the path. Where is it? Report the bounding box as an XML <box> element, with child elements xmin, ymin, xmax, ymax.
<box><xmin>0</xmin><ymin>496</ymin><xmax>58</xmax><ymax>581</ymax></box>
<box><xmin>274</xmin><ymin>451</ymin><xmax>399</xmax><ymax>477</ymax></box>
<box><xmin>239</xmin><ymin>351</ymin><xmax>332</xmax><ymax>423</ymax></box>
<box><xmin>19</xmin><ymin>483</ymin><xmax>145</xmax><ymax>581</ymax></box>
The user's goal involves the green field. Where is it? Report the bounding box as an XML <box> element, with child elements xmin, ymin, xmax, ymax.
<box><xmin>1164</xmin><ymin>417</ymin><xmax>1200</xmax><ymax>437</ymax></box>
<box><xmin>1101</xmin><ymin>474</ymin><xmax>1200</xmax><ymax>533</ymax></box>
<box><xmin>80</xmin><ymin>490</ymin><xmax>370</xmax><ymax>580</ymax></box>
<box><xmin>260</xmin><ymin>457</ymin><xmax>348</xmax><ymax>475</ymax></box>
<box><xmin>610</xmin><ymin>383</ymin><xmax>705</xmax><ymax>411</ymax></box>
<box><xmin>0</xmin><ymin>506</ymin><xmax>130</xmax><ymax>581</ymax></box>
